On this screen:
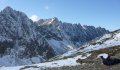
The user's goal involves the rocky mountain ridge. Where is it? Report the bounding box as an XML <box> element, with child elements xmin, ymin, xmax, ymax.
<box><xmin>0</xmin><ymin>6</ymin><xmax>109</xmax><ymax>66</ymax></box>
<box><xmin>37</xmin><ymin>17</ymin><xmax>109</xmax><ymax>48</ymax></box>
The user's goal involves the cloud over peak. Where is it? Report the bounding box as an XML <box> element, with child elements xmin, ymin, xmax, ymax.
<box><xmin>30</xmin><ymin>15</ymin><xmax>39</xmax><ymax>22</ymax></box>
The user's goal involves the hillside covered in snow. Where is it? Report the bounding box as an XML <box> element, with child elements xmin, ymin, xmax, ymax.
<box><xmin>0</xmin><ymin>6</ymin><xmax>109</xmax><ymax>66</ymax></box>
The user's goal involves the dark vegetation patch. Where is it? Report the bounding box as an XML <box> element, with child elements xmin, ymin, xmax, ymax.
<box><xmin>90</xmin><ymin>45</ymin><xmax>120</xmax><ymax>58</ymax></box>
<box><xmin>76</xmin><ymin>45</ymin><xmax>120</xmax><ymax>64</ymax></box>
<box><xmin>76</xmin><ymin>59</ymin><xmax>94</xmax><ymax>64</ymax></box>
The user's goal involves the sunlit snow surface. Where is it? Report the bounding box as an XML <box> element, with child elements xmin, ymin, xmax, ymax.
<box><xmin>0</xmin><ymin>54</ymin><xmax>91</xmax><ymax>70</ymax></box>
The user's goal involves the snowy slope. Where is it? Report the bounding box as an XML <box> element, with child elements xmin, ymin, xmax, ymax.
<box><xmin>53</xmin><ymin>29</ymin><xmax>120</xmax><ymax>59</ymax></box>
<box><xmin>0</xmin><ymin>30</ymin><xmax>119</xmax><ymax>70</ymax></box>
<box><xmin>0</xmin><ymin>54</ymin><xmax>91</xmax><ymax>70</ymax></box>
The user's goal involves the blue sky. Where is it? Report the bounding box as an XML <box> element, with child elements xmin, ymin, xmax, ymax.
<box><xmin>0</xmin><ymin>0</ymin><xmax>120</xmax><ymax>31</ymax></box>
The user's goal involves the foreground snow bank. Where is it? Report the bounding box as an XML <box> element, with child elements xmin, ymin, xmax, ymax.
<box><xmin>0</xmin><ymin>54</ymin><xmax>90</xmax><ymax>70</ymax></box>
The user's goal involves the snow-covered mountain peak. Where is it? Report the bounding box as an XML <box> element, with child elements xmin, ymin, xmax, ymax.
<box><xmin>2</xmin><ymin>6</ymin><xmax>13</xmax><ymax>12</ymax></box>
<box><xmin>51</xmin><ymin>17</ymin><xmax>58</xmax><ymax>21</ymax></box>
<box><xmin>1</xmin><ymin>6</ymin><xmax>17</xmax><ymax>16</ymax></box>
<box><xmin>38</xmin><ymin>17</ymin><xmax>59</xmax><ymax>25</ymax></box>
<box><xmin>0</xmin><ymin>7</ymin><xmax>56</xmax><ymax>66</ymax></box>
<box><xmin>48</xmin><ymin>17</ymin><xmax>59</xmax><ymax>24</ymax></box>
<box><xmin>1</xmin><ymin>6</ymin><xmax>28</xmax><ymax>20</ymax></box>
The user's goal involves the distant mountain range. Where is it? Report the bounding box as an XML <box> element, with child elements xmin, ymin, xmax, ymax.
<box><xmin>0</xmin><ymin>6</ymin><xmax>109</xmax><ymax>66</ymax></box>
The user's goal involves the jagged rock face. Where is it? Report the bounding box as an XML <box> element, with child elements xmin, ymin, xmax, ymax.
<box><xmin>37</xmin><ymin>18</ymin><xmax>109</xmax><ymax>48</ymax></box>
<box><xmin>0</xmin><ymin>7</ymin><xmax>109</xmax><ymax>66</ymax></box>
<box><xmin>0</xmin><ymin>7</ymin><xmax>55</xmax><ymax>66</ymax></box>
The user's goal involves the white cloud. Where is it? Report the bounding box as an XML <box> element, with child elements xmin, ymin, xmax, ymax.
<box><xmin>45</xmin><ymin>5</ymin><xmax>49</xmax><ymax>10</ymax></box>
<box><xmin>30</xmin><ymin>15</ymin><xmax>39</xmax><ymax>22</ymax></box>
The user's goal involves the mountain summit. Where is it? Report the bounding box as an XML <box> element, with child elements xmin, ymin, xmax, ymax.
<box><xmin>0</xmin><ymin>7</ymin><xmax>55</xmax><ymax>66</ymax></box>
<box><xmin>0</xmin><ymin>7</ymin><xmax>109</xmax><ymax>66</ymax></box>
